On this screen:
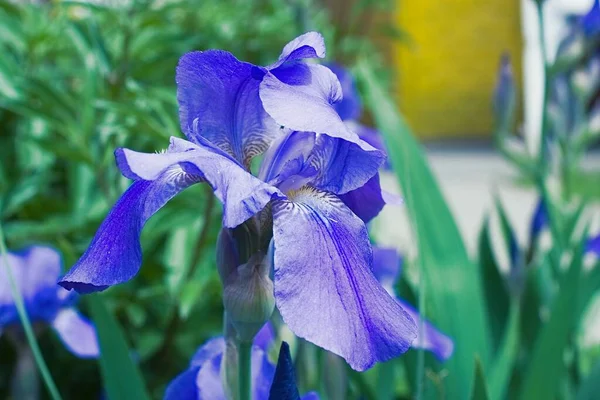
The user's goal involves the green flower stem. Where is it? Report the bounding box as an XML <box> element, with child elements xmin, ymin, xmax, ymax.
<box><xmin>238</xmin><ymin>341</ymin><xmax>252</xmax><ymax>400</ymax></box>
<box><xmin>0</xmin><ymin>224</ymin><xmax>63</xmax><ymax>400</ymax></box>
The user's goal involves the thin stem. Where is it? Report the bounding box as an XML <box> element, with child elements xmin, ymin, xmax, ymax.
<box><xmin>238</xmin><ymin>341</ymin><xmax>252</xmax><ymax>400</ymax></box>
<box><xmin>0</xmin><ymin>224</ymin><xmax>63</xmax><ymax>400</ymax></box>
<box><xmin>536</xmin><ymin>1</ymin><xmax>551</xmax><ymax>170</ymax></box>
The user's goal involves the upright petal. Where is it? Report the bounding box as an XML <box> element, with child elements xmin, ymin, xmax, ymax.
<box><xmin>308</xmin><ymin>134</ymin><xmax>385</xmax><ymax>194</ymax></box>
<box><xmin>338</xmin><ymin>174</ymin><xmax>386</xmax><ymax>223</ymax></box>
<box><xmin>270</xmin><ymin>32</ymin><xmax>326</xmax><ymax>70</ymax></box>
<box><xmin>176</xmin><ymin>50</ymin><xmax>279</xmax><ymax>165</ymax></box>
<box><xmin>260</xmin><ymin>64</ymin><xmax>378</xmax><ymax>153</ymax></box>
<box><xmin>269</xmin><ymin>342</ymin><xmax>301</xmax><ymax>400</ymax></box>
<box><xmin>190</xmin><ymin>337</ymin><xmax>226</xmax><ymax>367</ymax></box>
<box><xmin>397</xmin><ymin>299</ymin><xmax>454</xmax><ymax>362</ymax></box>
<box><xmin>116</xmin><ymin>137</ymin><xmax>283</xmax><ymax>228</ymax></box>
<box><xmin>327</xmin><ymin>63</ymin><xmax>362</xmax><ymax>121</ymax></box>
<box><xmin>51</xmin><ymin>308</ymin><xmax>99</xmax><ymax>358</ymax></box>
<box><xmin>272</xmin><ymin>189</ymin><xmax>417</xmax><ymax>371</ymax></box>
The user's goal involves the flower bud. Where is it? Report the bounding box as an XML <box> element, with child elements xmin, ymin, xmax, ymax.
<box><xmin>222</xmin><ymin>246</ymin><xmax>275</xmax><ymax>342</ymax></box>
<box><xmin>493</xmin><ymin>54</ymin><xmax>516</xmax><ymax>132</ymax></box>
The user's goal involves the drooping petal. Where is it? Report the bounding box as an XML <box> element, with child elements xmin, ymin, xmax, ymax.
<box><xmin>164</xmin><ymin>367</ymin><xmax>201</xmax><ymax>400</ymax></box>
<box><xmin>397</xmin><ymin>299</ymin><xmax>454</xmax><ymax>362</ymax></box>
<box><xmin>345</xmin><ymin>121</ymin><xmax>391</xmax><ymax>170</ymax></box>
<box><xmin>371</xmin><ymin>247</ymin><xmax>402</xmax><ymax>292</ymax></box>
<box><xmin>176</xmin><ymin>50</ymin><xmax>280</xmax><ymax>165</ymax></box>
<box><xmin>0</xmin><ymin>247</ymin><xmax>64</xmax><ymax>325</ymax></box>
<box><xmin>260</xmin><ymin>64</ymin><xmax>378</xmax><ymax>153</ymax></box>
<box><xmin>269</xmin><ymin>342</ymin><xmax>300</xmax><ymax>400</ymax></box>
<box><xmin>51</xmin><ymin>308</ymin><xmax>99</xmax><ymax>358</ymax></box>
<box><xmin>327</xmin><ymin>63</ymin><xmax>362</xmax><ymax>121</ymax></box>
<box><xmin>116</xmin><ymin>136</ymin><xmax>283</xmax><ymax>229</ymax></box>
<box><xmin>272</xmin><ymin>189</ymin><xmax>417</xmax><ymax>371</ymax></box>
<box><xmin>308</xmin><ymin>133</ymin><xmax>385</xmax><ymax>194</ymax></box>
<box><xmin>338</xmin><ymin>174</ymin><xmax>386</xmax><ymax>223</ymax></box>
<box><xmin>269</xmin><ymin>32</ymin><xmax>326</xmax><ymax>70</ymax></box>
<box><xmin>58</xmin><ymin>173</ymin><xmax>199</xmax><ymax>293</ymax></box>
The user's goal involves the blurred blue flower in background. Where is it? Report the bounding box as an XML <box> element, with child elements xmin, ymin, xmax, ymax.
<box><xmin>59</xmin><ymin>32</ymin><xmax>416</xmax><ymax>371</ymax></box>
<box><xmin>371</xmin><ymin>247</ymin><xmax>454</xmax><ymax>361</ymax></box>
<box><xmin>0</xmin><ymin>246</ymin><xmax>99</xmax><ymax>358</ymax></box>
<box><xmin>164</xmin><ymin>324</ymin><xmax>318</xmax><ymax>400</ymax></box>
<box><xmin>582</xmin><ymin>0</ymin><xmax>600</xmax><ymax>38</ymax></box>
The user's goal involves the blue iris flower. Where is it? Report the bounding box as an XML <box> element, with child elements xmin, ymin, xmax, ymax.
<box><xmin>371</xmin><ymin>247</ymin><xmax>454</xmax><ymax>361</ymax></box>
<box><xmin>59</xmin><ymin>32</ymin><xmax>417</xmax><ymax>371</ymax></box>
<box><xmin>164</xmin><ymin>323</ymin><xmax>318</xmax><ymax>400</ymax></box>
<box><xmin>582</xmin><ymin>0</ymin><xmax>600</xmax><ymax>37</ymax></box>
<box><xmin>0</xmin><ymin>246</ymin><xmax>99</xmax><ymax>358</ymax></box>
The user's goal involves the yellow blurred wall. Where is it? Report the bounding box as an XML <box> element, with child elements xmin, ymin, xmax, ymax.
<box><xmin>394</xmin><ymin>1</ymin><xmax>523</xmax><ymax>138</ymax></box>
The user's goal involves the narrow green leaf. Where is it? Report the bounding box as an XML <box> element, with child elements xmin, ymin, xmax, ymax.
<box><xmin>88</xmin><ymin>295</ymin><xmax>151</xmax><ymax>400</ymax></box>
<box><xmin>471</xmin><ymin>359</ymin><xmax>491</xmax><ymax>400</ymax></box>
<box><xmin>488</xmin><ymin>301</ymin><xmax>520</xmax><ymax>400</ymax></box>
<box><xmin>576</xmin><ymin>360</ymin><xmax>600</xmax><ymax>400</ymax></box>
<box><xmin>478</xmin><ymin>216</ymin><xmax>510</xmax><ymax>350</ymax></box>
<box><xmin>357</xmin><ymin>60</ymin><xmax>490</xmax><ymax>399</ymax></box>
<box><xmin>518</xmin><ymin>238</ymin><xmax>585</xmax><ymax>399</ymax></box>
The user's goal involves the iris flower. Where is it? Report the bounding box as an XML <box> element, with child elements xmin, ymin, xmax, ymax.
<box><xmin>372</xmin><ymin>247</ymin><xmax>454</xmax><ymax>361</ymax></box>
<box><xmin>0</xmin><ymin>246</ymin><xmax>99</xmax><ymax>358</ymax></box>
<box><xmin>165</xmin><ymin>324</ymin><xmax>317</xmax><ymax>399</ymax></box>
<box><xmin>59</xmin><ymin>32</ymin><xmax>416</xmax><ymax>370</ymax></box>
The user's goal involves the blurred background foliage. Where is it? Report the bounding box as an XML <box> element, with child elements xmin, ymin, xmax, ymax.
<box><xmin>2</xmin><ymin>0</ymin><xmax>600</xmax><ymax>399</ymax></box>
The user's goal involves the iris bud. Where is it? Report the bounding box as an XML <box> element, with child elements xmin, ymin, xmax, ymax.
<box><xmin>493</xmin><ymin>54</ymin><xmax>516</xmax><ymax>133</ymax></box>
<box><xmin>222</xmin><ymin>249</ymin><xmax>275</xmax><ymax>342</ymax></box>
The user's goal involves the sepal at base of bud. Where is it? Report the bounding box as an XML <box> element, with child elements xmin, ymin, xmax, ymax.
<box><xmin>222</xmin><ymin>251</ymin><xmax>275</xmax><ymax>342</ymax></box>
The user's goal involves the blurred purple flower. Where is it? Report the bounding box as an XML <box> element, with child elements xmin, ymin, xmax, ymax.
<box><xmin>59</xmin><ymin>32</ymin><xmax>416</xmax><ymax>371</ymax></box>
<box><xmin>372</xmin><ymin>247</ymin><xmax>454</xmax><ymax>361</ymax></box>
<box><xmin>582</xmin><ymin>0</ymin><xmax>600</xmax><ymax>37</ymax></box>
<box><xmin>164</xmin><ymin>324</ymin><xmax>317</xmax><ymax>400</ymax></box>
<box><xmin>586</xmin><ymin>233</ymin><xmax>600</xmax><ymax>256</ymax></box>
<box><xmin>0</xmin><ymin>246</ymin><xmax>99</xmax><ymax>358</ymax></box>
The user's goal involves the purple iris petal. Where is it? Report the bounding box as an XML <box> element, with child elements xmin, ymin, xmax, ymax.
<box><xmin>587</xmin><ymin>234</ymin><xmax>600</xmax><ymax>256</ymax></box>
<box><xmin>59</xmin><ymin>176</ymin><xmax>196</xmax><ymax>293</ymax></box>
<box><xmin>254</xmin><ymin>321</ymin><xmax>276</xmax><ymax>351</ymax></box>
<box><xmin>269</xmin><ymin>342</ymin><xmax>301</xmax><ymax>400</ymax></box>
<box><xmin>117</xmin><ymin>136</ymin><xmax>284</xmax><ymax>229</ymax></box>
<box><xmin>176</xmin><ymin>50</ymin><xmax>279</xmax><ymax>165</ymax></box>
<box><xmin>269</xmin><ymin>31</ymin><xmax>326</xmax><ymax>69</ymax></box>
<box><xmin>190</xmin><ymin>337</ymin><xmax>225</xmax><ymax>367</ymax></box>
<box><xmin>346</xmin><ymin>121</ymin><xmax>391</xmax><ymax>170</ymax></box>
<box><xmin>582</xmin><ymin>0</ymin><xmax>600</xmax><ymax>37</ymax></box>
<box><xmin>164</xmin><ymin>367</ymin><xmax>201</xmax><ymax>400</ymax></box>
<box><xmin>271</xmin><ymin>189</ymin><xmax>417</xmax><ymax>371</ymax></box>
<box><xmin>338</xmin><ymin>174</ymin><xmax>386</xmax><ymax>223</ymax></box>
<box><xmin>51</xmin><ymin>308</ymin><xmax>99</xmax><ymax>358</ymax></box>
<box><xmin>308</xmin><ymin>133</ymin><xmax>385</xmax><ymax>195</ymax></box>
<box><xmin>327</xmin><ymin>63</ymin><xmax>362</xmax><ymax>121</ymax></box>
<box><xmin>0</xmin><ymin>246</ymin><xmax>64</xmax><ymax>325</ymax></box>
<box><xmin>259</xmin><ymin>64</ymin><xmax>379</xmax><ymax>154</ymax></box>
<box><xmin>397</xmin><ymin>299</ymin><xmax>454</xmax><ymax>361</ymax></box>
<box><xmin>529</xmin><ymin>198</ymin><xmax>547</xmax><ymax>242</ymax></box>
<box><xmin>371</xmin><ymin>247</ymin><xmax>402</xmax><ymax>290</ymax></box>
<box><xmin>258</xmin><ymin>130</ymin><xmax>317</xmax><ymax>189</ymax></box>
<box><xmin>166</xmin><ymin>338</ymin><xmax>276</xmax><ymax>400</ymax></box>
